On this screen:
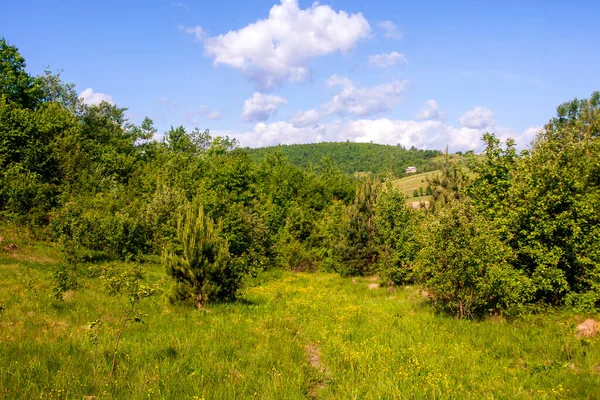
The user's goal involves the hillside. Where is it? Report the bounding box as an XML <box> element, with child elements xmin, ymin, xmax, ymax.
<box><xmin>390</xmin><ymin>153</ymin><xmax>472</xmax><ymax>200</ymax></box>
<box><xmin>245</xmin><ymin>142</ymin><xmax>441</xmax><ymax>176</ymax></box>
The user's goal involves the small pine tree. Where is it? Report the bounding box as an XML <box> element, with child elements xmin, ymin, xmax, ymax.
<box><xmin>338</xmin><ymin>177</ymin><xmax>379</xmax><ymax>276</ymax></box>
<box><xmin>163</xmin><ymin>204</ymin><xmax>238</xmax><ymax>308</ymax></box>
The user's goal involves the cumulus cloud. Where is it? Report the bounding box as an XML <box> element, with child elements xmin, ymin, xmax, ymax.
<box><xmin>188</xmin><ymin>0</ymin><xmax>370</xmax><ymax>90</ymax></box>
<box><xmin>368</xmin><ymin>51</ymin><xmax>407</xmax><ymax>68</ymax></box>
<box><xmin>322</xmin><ymin>75</ymin><xmax>407</xmax><ymax>117</ymax></box>
<box><xmin>290</xmin><ymin>109</ymin><xmax>320</xmax><ymax>127</ymax></box>
<box><xmin>415</xmin><ymin>99</ymin><xmax>445</xmax><ymax>121</ymax></box>
<box><xmin>230</xmin><ymin>106</ymin><xmax>538</xmax><ymax>153</ymax></box>
<box><xmin>459</xmin><ymin>106</ymin><xmax>495</xmax><ymax>129</ymax></box>
<box><xmin>242</xmin><ymin>92</ymin><xmax>288</xmax><ymax>122</ymax></box>
<box><xmin>79</xmin><ymin>88</ymin><xmax>114</xmax><ymax>106</ymax></box>
<box><xmin>243</xmin><ymin>121</ymin><xmax>327</xmax><ymax>147</ymax></box>
<box><xmin>377</xmin><ymin>20</ymin><xmax>402</xmax><ymax>39</ymax></box>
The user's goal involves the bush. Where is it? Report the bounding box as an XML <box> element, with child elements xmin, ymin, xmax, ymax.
<box><xmin>51</xmin><ymin>200</ymin><xmax>150</xmax><ymax>262</ymax></box>
<box><xmin>0</xmin><ymin>164</ymin><xmax>58</xmax><ymax>226</ymax></box>
<box><xmin>416</xmin><ymin>197</ymin><xmax>533</xmax><ymax>318</ymax></box>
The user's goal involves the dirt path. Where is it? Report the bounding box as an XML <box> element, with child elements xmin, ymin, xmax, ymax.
<box><xmin>304</xmin><ymin>343</ymin><xmax>330</xmax><ymax>398</ymax></box>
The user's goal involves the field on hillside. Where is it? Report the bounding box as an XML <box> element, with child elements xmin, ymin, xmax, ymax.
<box><xmin>1</xmin><ymin>231</ymin><xmax>600</xmax><ymax>399</ymax></box>
<box><xmin>392</xmin><ymin>170</ymin><xmax>438</xmax><ymax>204</ymax></box>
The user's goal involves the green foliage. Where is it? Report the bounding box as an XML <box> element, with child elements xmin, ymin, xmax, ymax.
<box><xmin>163</xmin><ymin>204</ymin><xmax>239</xmax><ymax>307</ymax></box>
<box><xmin>100</xmin><ymin>265</ymin><xmax>160</xmax><ymax>376</ymax></box>
<box><xmin>0</xmin><ymin>38</ymin><xmax>41</xmax><ymax>109</ymax></box>
<box><xmin>51</xmin><ymin>199</ymin><xmax>150</xmax><ymax>261</ymax></box>
<box><xmin>374</xmin><ymin>181</ymin><xmax>417</xmax><ymax>284</ymax></box>
<box><xmin>466</xmin><ymin>132</ymin><xmax>518</xmax><ymax>220</ymax></box>
<box><xmin>246</xmin><ymin>141</ymin><xmax>441</xmax><ymax>176</ymax></box>
<box><xmin>416</xmin><ymin>196</ymin><xmax>534</xmax><ymax>318</ymax></box>
<box><xmin>435</xmin><ymin>91</ymin><xmax>600</xmax><ymax>314</ymax></box>
<box><xmin>334</xmin><ymin>178</ymin><xmax>379</xmax><ymax>276</ymax></box>
<box><xmin>50</xmin><ymin>263</ymin><xmax>78</xmax><ymax>302</ymax></box>
<box><xmin>0</xmin><ymin>163</ymin><xmax>58</xmax><ymax>225</ymax></box>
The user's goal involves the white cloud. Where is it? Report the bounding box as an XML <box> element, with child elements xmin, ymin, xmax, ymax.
<box><xmin>368</xmin><ymin>51</ymin><xmax>407</xmax><ymax>68</ymax></box>
<box><xmin>496</xmin><ymin>125</ymin><xmax>543</xmax><ymax>149</ymax></box>
<box><xmin>518</xmin><ymin>126</ymin><xmax>543</xmax><ymax>146</ymax></box>
<box><xmin>290</xmin><ymin>109</ymin><xmax>320</xmax><ymax>127</ymax></box>
<box><xmin>415</xmin><ymin>99</ymin><xmax>445</xmax><ymax>121</ymax></box>
<box><xmin>79</xmin><ymin>88</ymin><xmax>114</xmax><ymax>106</ymax></box>
<box><xmin>377</xmin><ymin>20</ymin><xmax>402</xmax><ymax>39</ymax></box>
<box><xmin>236</xmin><ymin>121</ymin><xmax>327</xmax><ymax>147</ymax></box>
<box><xmin>459</xmin><ymin>106</ymin><xmax>495</xmax><ymax>129</ymax></box>
<box><xmin>198</xmin><ymin>105</ymin><xmax>222</xmax><ymax>120</ymax></box>
<box><xmin>184</xmin><ymin>105</ymin><xmax>222</xmax><ymax>124</ymax></box>
<box><xmin>193</xmin><ymin>0</ymin><xmax>370</xmax><ymax>90</ymax></box>
<box><xmin>322</xmin><ymin>75</ymin><xmax>407</xmax><ymax>117</ymax></box>
<box><xmin>179</xmin><ymin>25</ymin><xmax>205</xmax><ymax>41</ymax></box>
<box><xmin>242</xmin><ymin>92</ymin><xmax>288</xmax><ymax>122</ymax></box>
<box><xmin>231</xmin><ymin>106</ymin><xmax>538</xmax><ymax>153</ymax></box>
<box><xmin>325</xmin><ymin>74</ymin><xmax>353</xmax><ymax>88</ymax></box>
<box><xmin>170</xmin><ymin>1</ymin><xmax>190</xmax><ymax>11</ymax></box>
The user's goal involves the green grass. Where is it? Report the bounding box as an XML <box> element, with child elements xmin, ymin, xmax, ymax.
<box><xmin>392</xmin><ymin>170</ymin><xmax>439</xmax><ymax>201</ymax></box>
<box><xmin>1</xmin><ymin>230</ymin><xmax>599</xmax><ymax>399</ymax></box>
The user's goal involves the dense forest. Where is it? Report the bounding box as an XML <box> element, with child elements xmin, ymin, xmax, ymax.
<box><xmin>1</xmin><ymin>36</ymin><xmax>599</xmax><ymax>317</ymax></box>
<box><xmin>245</xmin><ymin>142</ymin><xmax>441</xmax><ymax>176</ymax></box>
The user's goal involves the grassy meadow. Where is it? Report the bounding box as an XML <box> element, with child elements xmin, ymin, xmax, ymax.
<box><xmin>1</xmin><ymin>228</ymin><xmax>599</xmax><ymax>399</ymax></box>
<box><xmin>392</xmin><ymin>171</ymin><xmax>437</xmax><ymax>206</ymax></box>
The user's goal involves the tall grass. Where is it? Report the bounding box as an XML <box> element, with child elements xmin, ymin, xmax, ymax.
<box><xmin>0</xmin><ymin>232</ymin><xmax>598</xmax><ymax>399</ymax></box>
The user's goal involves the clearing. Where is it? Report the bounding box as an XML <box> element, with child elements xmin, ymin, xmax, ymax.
<box><xmin>1</xmin><ymin>235</ymin><xmax>599</xmax><ymax>399</ymax></box>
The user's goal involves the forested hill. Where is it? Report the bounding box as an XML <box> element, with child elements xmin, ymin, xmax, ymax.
<box><xmin>245</xmin><ymin>142</ymin><xmax>442</xmax><ymax>176</ymax></box>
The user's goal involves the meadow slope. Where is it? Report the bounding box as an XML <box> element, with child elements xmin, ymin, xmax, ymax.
<box><xmin>1</xmin><ymin>233</ymin><xmax>599</xmax><ymax>399</ymax></box>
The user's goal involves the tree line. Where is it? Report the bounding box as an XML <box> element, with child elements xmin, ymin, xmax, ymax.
<box><xmin>245</xmin><ymin>142</ymin><xmax>441</xmax><ymax>177</ymax></box>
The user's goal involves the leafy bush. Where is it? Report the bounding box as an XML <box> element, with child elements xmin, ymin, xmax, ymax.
<box><xmin>50</xmin><ymin>263</ymin><xmax>79</xmax><ymax>302</ymax></box>
<box><xmin>51</xmin><ymin>200</ymin><xmax>150</xmax><ymax>262</ymax></box>
<box><xmin>416</xmin><ymin>197</ymin><xmax>534</xmax><ymax>318</ymax></box>
<box><xmin>0</xmin><ymin>164</ymin><xmax>58</xmax><ymax>226</ymax></box>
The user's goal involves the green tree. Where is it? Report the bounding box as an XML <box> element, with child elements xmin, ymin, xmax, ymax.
<box><xmin>0</xmin><ymin>38</ymin><xmax>41</xmax><ymax>109</ymax></box>
<box><xmin>374</xmin><ymin>181</ymin><xmax>418</xmax><ymax>284</ymax></box>
<box><xmin>416</xmin><ymin>196</ymin><xmax>533</xmax><ymax>318</ymax></box>
<box><xmin>337</xmin><ymin>177</ymin><xmax>379</xmax><ymax>276</ymax></box>
<box><xmin>163</xmin><ymin>204</ymin><xmax>238</xmax><ymax>307</ymax></box>
<box><xmin>504</xmin><ymin>92</ymin><xmax>600</xmax><ymax>309</ymax></box>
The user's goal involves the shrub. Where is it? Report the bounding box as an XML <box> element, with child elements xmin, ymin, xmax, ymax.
<box><xmin>51</xmin><ymin>200</ymin><xmax>150</xmax><ymax>262</ymax></box>
<box><xmin>416</xmin><ymin>197</ymin><xmax>533</xmax><ymax>318</ymax></box>
<box><xmin>50</xmin><ymin>263</ymin><xmax>78</xmax><ymax>302</ymax></box>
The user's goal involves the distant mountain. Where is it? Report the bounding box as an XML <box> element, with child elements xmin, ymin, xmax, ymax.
<box><xmin>244</xmin><ymin>142</ymin><xmax>442</xmax><ymax>176</ymax></box>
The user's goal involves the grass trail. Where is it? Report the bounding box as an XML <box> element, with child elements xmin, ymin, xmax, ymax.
<box><xmin>0</xmin><ymin>236</ymin><xmax>599</xmax><ymax>399</ymax></box>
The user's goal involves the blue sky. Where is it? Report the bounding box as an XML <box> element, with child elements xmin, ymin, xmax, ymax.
<box><xmin>4</xmin><ymin>0</ymin><xmax>600</xmax><ymax>150</ymax></box>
